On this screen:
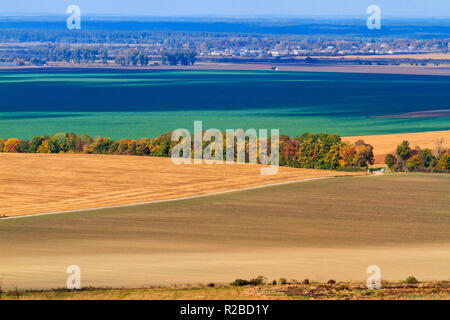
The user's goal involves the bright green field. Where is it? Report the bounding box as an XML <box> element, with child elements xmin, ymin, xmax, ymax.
<box><xmin>0</xmin><ymin>69</ymin><xmax>449</xmax><ymax>139</ymax></box>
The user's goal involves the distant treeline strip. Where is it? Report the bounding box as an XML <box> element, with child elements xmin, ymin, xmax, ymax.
<box><xmin>0</xmin><ymin>132</ymin><xmax>378</xmax><ymax>171</ymax></box>
<box><xmin>384</xmin><ymin>140</ymin><xmax>450</xmax><ymax>173</ymax></box>
<box><xmin>2</xmin><ymin>132</ymin><xmax>448</xmax><ymax>172</ymax></box>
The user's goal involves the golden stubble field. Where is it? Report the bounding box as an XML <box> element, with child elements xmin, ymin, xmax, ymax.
<box><xmin>1</xmin><ymin>130</ymin><xmax>448</xmax><ymax>217</ymax></box>
<box><xmin>1</xmin><ymin>130</ymin><xmax>449</xmax><ymax>216</ymax></box>
<box><xmin>0</xmin><ymin>153</ymin><xmax>360</xmax><ymax>217</ymax></box>
<box><xmin>345</xmin><ymin>130</ymin><xmax>450</xmax><ymax>165</ymax></box>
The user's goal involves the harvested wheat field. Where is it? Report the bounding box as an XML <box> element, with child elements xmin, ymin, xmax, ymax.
<box><xmin>0</xmin><ymin>174</ymin><xmax>449</xmax><ymax>289</ymax></box>
<box><xmin>345</xmin><ymin>130</ymin><xmax>450</xmax><ymax>165</ymax></box>
<box><xmin>0</xmin><ymin>153</ymin><xmax>360</xmax><ymax>217</ymax></box>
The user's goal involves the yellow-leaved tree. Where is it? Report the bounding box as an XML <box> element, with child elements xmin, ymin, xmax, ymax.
<box><xmin>37</xmin><ymin>140</ymin><xmax>51</xmax><ymax>153</ymax></box>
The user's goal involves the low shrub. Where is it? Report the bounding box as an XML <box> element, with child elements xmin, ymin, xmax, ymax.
<box><xmin>249</xmin><ymin>276</ymin><xmax>266</xmax><ymax>286</ymax></box>
<box><xmin>404</xmin><ymin>276</ymin><xmax>419</xmax><ymax>284</ymax></box>
<box><xmin>231</xmin><ymin>279</ymin><xmax>249</xmax><ymax>286</ymax></box>
<box><xmin>231</xmin><ymin>276</ymin><xmax>266</xmax><ymax>286</ymax></box>
<box><xmin>335</xmin><ymin>167</ymin><xmax>366</xmax><ymax>172</ymax></box>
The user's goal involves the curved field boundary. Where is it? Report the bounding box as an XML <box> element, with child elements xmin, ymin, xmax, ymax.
<box><xmin>1</xmin><ymin>175</ymin><xmax>349</xmax><ymax>220</ymax></box>
<box><xmin>0</xmin><ymin>153</ymin><xmax>361</xmax><ymax>219</ymax></box>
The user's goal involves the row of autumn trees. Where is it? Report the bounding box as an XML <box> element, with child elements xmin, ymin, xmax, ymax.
<box><xmin>0</xmin><ymin>133</ymin><xmax>171</xmax><ymax>157</ymax></box>
<box><xmin>0</xmin><ymin>132</ymin><xmax>375</xmax><ymax>170</ymax></box>
<box><xmin>280</xmin><ymin>133</ymin><xmax>374</xmax><ymax>169</ymax></box>
<box><xmin>385</xmin><ymin>139</ymin><xmax>450</xmax><ymax>172</ymax></box>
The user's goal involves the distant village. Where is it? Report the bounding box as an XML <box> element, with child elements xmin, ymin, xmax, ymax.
<box><xmin>0</xmin><ymin>30</ymin><xmax>448</xmax><ymax>67</ymax></box>
<box><xmin>197</xmin><ymin>38</ymin><xmax>449</xmax><ymax>57</ymax></box>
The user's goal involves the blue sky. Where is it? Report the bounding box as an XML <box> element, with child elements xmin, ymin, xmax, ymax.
<box><xmin>1</xmin><ymin>0</ymin><xmax>449</xmax><ymax>17</ymax></box>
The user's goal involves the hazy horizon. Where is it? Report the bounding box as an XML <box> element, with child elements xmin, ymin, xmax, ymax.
<box><xmin>2</xmin><ymin>13</ymin><xmax>450</xmax><ymax>20</ymax></box>
<box><xmin>1</xmin><ymin>0</ymin><xmax>450</xmax><ymax>18</ymax></box>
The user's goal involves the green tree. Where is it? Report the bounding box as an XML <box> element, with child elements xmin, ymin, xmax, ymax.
<box><xmin>81</xmin><ymin>134</ymin><xmax>94</xmax><ymax>145</ymax></box>
<box><xmin>88</xmin><ymin>137</ymin><xmax>112</xmax><ymax>154</ymax></box>
<box><xmin>138</xmin><ymin>51</ymin><xmax>149</xmax><ymax>66</ymax></box>
<box><xmin>128</xmin><ymin>50</ymin><xmax>139</xmax><ymax>66</ymax></box>
<box><xmin>436</xmin><ymin>153</ymin><xmax>450</xmax><ymax>172</ymax></box>
<box><xmin>396</xmin><ymin>140</ymin><xmax>411</xmax><ymax>171</ymax></box>
<box><xmin>50</xmin><ymin>133</ymin><xmax>68</xmax><ymax>153</ymax></box>
<box><xmin>16</xmin><ymin>140</ymin><xmax>31</xmax><ymax>153</ymax></box>
<box><xmin>418</xmin><ymin>149</ymin><xmax>435</xmax><ymax>168</ymax></box>
<box><xmin>65</xmin><ymin>133</ymin><xmax>80</xmax><ymax>152</ymax></box>
<box><xmin>407</xmin><ymin>155</ymin><xmax>423</xmax><ymax>171</ymax></box>
<box><xmin>136</xmin><ymin>138</ymin><xmax>151</xmax><ymax>156</ymax></box>
<box><xmin>30</xmin><ymin>136</ymin><xmax>44</xmax><ymax>153</ymax></box>
<box><xmin>102</xmin><ymin>48</ymin><xmax>108</xmax><ymax>64</ymax></box>
<box><xmin>296</xmin><ymin>133</ymin><xmax>342</xmax><ymax>169</ymax></box>
<box><xmin>385</xmin><ymin>153</ymin><xmax>397</xmax><ymax>169</ymax></box>
<box><xmin>323</xmin><ymin>144</ymin><xmax>340</xmax><ymax>169</ymax></box>
<box><xmin>186</xmin><ymin>51</ymin><xmax>197</xmax><ymax>65</ymax></box>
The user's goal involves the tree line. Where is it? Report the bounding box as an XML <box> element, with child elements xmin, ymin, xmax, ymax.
<box><xmin>0</xmin><ymin>132</ymin><xmax>377</xmax><ymax>171</ymax></box>
<box><xmin>0</xmin><ymin>43</ymin><xmax>197</xmax><ymax>67</ymax></box>
<box><xmin>160</xmin><ymin>50</ymin><xmax>197</xmax><ymax>66</ymax></box>
<box><xmin>385</xmin><ymin>139</ymin><xmax>449</xmax><ymax>172</ymax></box>
<box><xmin>279</xmin><ymin>133</ymin><xmax>375</xmax><ymax>170</ymax></box>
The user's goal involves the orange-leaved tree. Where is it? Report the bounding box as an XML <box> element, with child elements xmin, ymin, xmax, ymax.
<box><xmin>3</xmin><ymin>138</ymin><xmax>21</xmax><ymax>153</ymax></box>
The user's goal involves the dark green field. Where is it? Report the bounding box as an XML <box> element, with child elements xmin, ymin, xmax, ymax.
<box><xmin>1</xmin><ymin>70</ymin><xmax>449</xmax><ymax>139</ymax></box>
